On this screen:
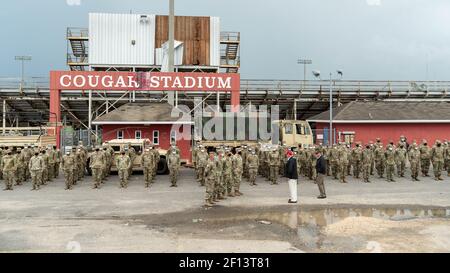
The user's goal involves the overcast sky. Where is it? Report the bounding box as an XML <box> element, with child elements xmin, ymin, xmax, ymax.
<box><xmin>1</xmin><ymin>0</ymin><xmax>450</xmax><ymax>80</ymax></box>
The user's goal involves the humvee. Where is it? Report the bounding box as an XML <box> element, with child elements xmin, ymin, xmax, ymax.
<box><xmin>87</xmin><ymin>138</ymin><xmax>169</xmax><ymax>175</ymax></box>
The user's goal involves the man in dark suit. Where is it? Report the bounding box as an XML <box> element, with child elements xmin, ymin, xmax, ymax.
<box><xmin>315</xmin><ymin>149</ymin><xmax>327</xmax><ymax>199</ymax></box>
<box><xmin>284</xmin><ymin>150</ymin><xmax>298</xmax><ymax>203</ymax></box>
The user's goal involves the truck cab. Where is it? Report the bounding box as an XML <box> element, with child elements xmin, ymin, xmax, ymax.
<box><xmin>275</xmin><ymin>120</ymin><xmax>314</xmax><ymax>149</ymax></box>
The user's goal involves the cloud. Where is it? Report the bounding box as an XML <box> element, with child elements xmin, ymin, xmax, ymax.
<box><xmin>66</xmin><ymin>0</ymin><xmax>81</xmax><ymax>6</ymax></box>
<box><xmin>366</xmin><ymin>0</ymin><xmax>381</xmax><ymax>6</ymax></box>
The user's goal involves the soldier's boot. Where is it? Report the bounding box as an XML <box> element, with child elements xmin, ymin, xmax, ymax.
<box><xmin>228</xmin><ymin>187</ymin><xmax>235</xmax><ymax>197</ymax></box>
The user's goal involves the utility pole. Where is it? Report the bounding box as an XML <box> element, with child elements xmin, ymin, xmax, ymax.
<box><xmin>168</xmin><ymin>0</ymin><xmax>175</xmax><ymax>105</ymax></box>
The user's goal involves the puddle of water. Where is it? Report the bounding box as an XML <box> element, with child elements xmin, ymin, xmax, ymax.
<box><xmin>198</xmin><ymin>206</ymin><xmax>450</xmax><ymax>251</ymax></box>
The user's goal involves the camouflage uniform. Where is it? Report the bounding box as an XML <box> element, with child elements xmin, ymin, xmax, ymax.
<box><xmin>116</xmin><ymin>153</ymin><xmax>131</xmax><ymax>188</ymax></box>
<box><xmin>204</xmin><ymin>155</ymin><xmax>217</xmax><ymax>207</ymax></box>
<box><xmin>431</xmin><ymin>141</ymin><xmax>445</xmax><ymax>181</ymax></box>
<box><xmin>419</xmin><ymin>141</ymin><xmax>431</xmax><ymax>176</ymax></box>
<box><xmin>269</xmin><ymin>149</ymin><xmax>279</xmax><ymax>185</ymax></box>
<box><xmin>2</xmin><ymin>152</ymin><xmax>16</xmax><ymax>190</ymax></box>
<box><xmin>445</xmin><ymin>141</ymin><xmax>450</xmax><ymax>176</ymax></box>
<box><xmin>223</xmin><ymin>154</ymin><xmax>234</xmax><ymax>196</ymax></box>
<box><xmin>385</xmin><ymin>147</ymin><xmax>396</xmax><ymax>182</ymax></box>
<box><xmin>142</xmin><ymin>149</ymin><xmax>154</xmax><ymax>187</ymax></box>
<box><xmin>351</xmin><ymin>144</ymin><xmax>363</xmax><ymax>178</ymax></box>
<box><xmin>232</xmin><ymin>152</ymin><xmax>243</xmax><ymax>195</ymax></box>
<box><xmin>408</xmin><ymin>145</ymin><xmax>421</xmax><ymax>181</ymax></box>
<box><xmin>71</xmin><ymin>149</ymin><xmax>79</xmax><ymax>184</ymax></box>
<box><xmin>196</xmin><ymin>149</ymin><xmax>208</xmax><ymax>186</ymax></box>
<box><xmin>241</xmin><ymin>146</ymin><xmax>249</xmax><ymax>179</ymax></box>
<box><xmin>90</xmin><ymin>149</ymin><xmax>105</xmax><ymax>189</ymax></box>
<box><xmin>29</xmin><ymin>153</ymin><xmax>43</xmax><ymax>190</ymax></box>
<box><xmin>338</xmin><ymin>144</ymin><xmax>349</xmax><ymax>183</ymax></box>
<box><xmin>309</xmin><ymin>148</ymin><xmax>317</xmax><ymax>181</ymax></box>
<box><xmin>362</xmin><ymin>146</ymin><xmax>373</xmax><ymax>183</ymax></box>
<box><xmin>374</xmin><ymin>144</ymin><xmax>385</xmax><ymax>178</ymax></box>
<box><xmin>61</xmin><ymin>152</ymin><xmax>75</xmax><ymax>189</ymax></box>
<box><xmin>40</xmin><ymin>151</ymin><xmax>49</xmax><ymax>184</ymax></box>
<box><xmin>395</xmin><ymin>145</ymin><xmax>407</xmax><ymax>177</ymax></box>
<box><xmin>329</xmin><ymin>145</ymin><xmax>339</xmax><ymax>179</ymax></box>
<box><xmin>47</xmin><ymin>147</ymin><xmax>56</xmax><ymax>181</ymax></box>
<box><xmin>15</xmin><ymin>149</ymin><xmax>26</xmax><ymax>185</ymax></box>
<box><xmin>247</xmin><ymin>151</ymin><xmax>259</xmax><ymax>186</ymax></box>
<box><xmin>168</xmin><ymin>151</ymin><xmax>180</xmax><ymax>187</ymax></box>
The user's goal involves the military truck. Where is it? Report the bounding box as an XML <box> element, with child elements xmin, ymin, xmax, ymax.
<box><xmin>87</xmin><ymin>138</ymin><xmax>169</xmax><ymax>175</ymax></box>
<box><xmin>198</xmin><ymin>118</ymin><xmax>313</xmax><ymax>150</ymax></box>
<box><xmin>0</xmin><ymin>127</ymin><xmax>57</xmax><ymax>149</ymax></box>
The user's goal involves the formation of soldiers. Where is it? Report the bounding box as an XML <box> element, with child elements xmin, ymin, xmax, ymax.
<box><xmin>1</xmin><ymin>144</ymin><xmax>62</xmax><ymax>190</ymax></box>
<box><xmin>0</xmin><ymin>140</ymin><xmax>181</xmax><ymax>191</ymax></box>
<box><xmin>295</xmin><ymin>136</ymin><xmax>450</xmax><ymax>183</ymax></box>
<box><xmin>192</xmin><ymin>143</ymin><xmax>244</xmax><ymax>207</ymax></box>
<box><xmin>3</xmin><ymin>136</ymin><xmax>449</xmax><ymax>193</ymax></box>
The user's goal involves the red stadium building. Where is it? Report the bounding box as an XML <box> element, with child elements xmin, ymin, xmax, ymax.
<box><xmin>307</xmin><ymin>101</ymin><xmax>450</xmax><ymax>146</ymax></box>
<box><xmin>92</xmin><ymin>102</ymin><xmax>194</xmax><ymax>164</ymax></box>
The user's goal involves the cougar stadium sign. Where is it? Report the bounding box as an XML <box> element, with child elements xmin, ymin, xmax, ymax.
<box><xmin>50</xmin><ymin>71</ymin><xmax>240</xmax><ymax>91</ymax></box>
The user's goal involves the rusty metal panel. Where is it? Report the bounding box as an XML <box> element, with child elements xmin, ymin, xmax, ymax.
<box><xmin>155</xmin><ymin>15</ymin><xmax>211</xmax><ymax>66</ymax></box>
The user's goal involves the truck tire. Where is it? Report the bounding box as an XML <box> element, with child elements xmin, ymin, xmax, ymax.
<box><xmin>157</xmin><ymin>157</ymin><xmax>169</xmax><ymax>175</ymax></box>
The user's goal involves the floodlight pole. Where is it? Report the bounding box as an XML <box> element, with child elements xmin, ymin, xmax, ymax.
<box><xmin>14</xmin><ymin>56</ymin><xmax>32</xmax><ymax>92</ymax></box>
<box><xmin>168</xmin><ymin>0</ymin><xmax>175</xmax><ymax>105</ymax></box>
<box><xmin>329</xmin><ymin>73</ymin><xmax>333</xmax><ymax>146</ymax></box>
<box><xmin>297</xmin><ymin>59</ymin><xmax>312</xmax><ymax>120</ymax></box>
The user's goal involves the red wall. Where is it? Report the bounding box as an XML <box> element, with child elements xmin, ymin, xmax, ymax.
<box><xmin>315</xmin><ymin>123</ymin><xmax>450</xmax><ymax>146</ymax></box>
<box><xmin>101</xmin><ymin>124</ymin><xmax>192</xmax><ymax>163</ymax></box>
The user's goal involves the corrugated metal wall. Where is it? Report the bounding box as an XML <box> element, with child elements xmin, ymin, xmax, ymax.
<box><xmin>89</xmin><ymin>13</ymin><xmax>156</xmax><ymax>66</ymax></box>
<box><xmin>210</xmin><ymin>17</ymin><xmax>220</xmax><ymax>67</ymax></box>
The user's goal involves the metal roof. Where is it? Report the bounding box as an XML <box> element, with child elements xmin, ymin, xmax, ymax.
<box><xmin>307</xmin><ymin>101</ymin><xmax>450</xmax><ymax>123</ymax></box>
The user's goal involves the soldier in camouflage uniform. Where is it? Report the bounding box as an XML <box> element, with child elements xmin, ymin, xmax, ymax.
<box><xmin>374</xmin><ymin>142</ymin><xmax>385</xmax><ymax>178</ymax></box>
<box><xmin>196</xmin><ymin>147</ymin><xmax>208</xmax><ymax>186</ymax></box>
<box><xmin>431</xmin><ymin>140</ymin><xmax>445</xmax><ymax>181</ymax></box>
<box><xmin>445</xmin><ymin>140</ymin><xmax>450</xmax><ymax>176</ymax></box>
<box><xmin>24</xmin><ymin>145</ymin><xmax>33</xmax><ymax>181</ymax></box>
<box><xmin>89</xmin><ymin>147</ymin><xmax>105</xmax><ymax>189</ymax></box>
<box><xmin>223</xmin><ymin>152</ymin><xmax>234</xmax><ymax>196</ymax></box>
<box><xmin>142</xmin><ymin>148</ymin><xmax>154</xmax><ymax>187</ymax></box>
<box><xmin>2</xmin><ymin>150</ymin><xmax>16</xmax><ymax>190</ymax></box>
<box><xmin>247</xmin><ymin>148</ymin><xmax>259</xmax><ymax>186</ymax></box>
<box><xmin>329</xmin><ymin>144</ymin><xmax>339</xmax><ymax>179</ymax></box>
<box><xmin>54</xmin><ymin>147</ymin><xmax>61</xmax><ymax>178</ymax></box>
<box><xmin>204</xmin><ymin>152</ymin><xmax>217</xmax><ymax>207</ymax></box>
<box><xmin>29</xmin><ymin>151</ymin><xmax>43</xmax><ymax>190</ymax></box>
<box><xmin>351</xmin><ymin>143</ymin><xmax>363</xmax><ymax>179</ymax></box>
<box><xmin>278</xmin><ymin>144</ymin><xmax>286</xmax><ymax>176</ymax></box>
<box><xmin>40</xmin><ymin>150</ymin><xmax>49</xmax><ymax>185</ymax></box>
<box><xmin>408</xmin><ymin>143</ymin><xmax>421</xmax><ymax>181</ymax></box>
<box><xmin>369</xmin><ymin>141</ymin><xmax>376</xmax><ymax>175</ymax></box>
<box><xmin>362</xmin><ymin>144</ymin><xmax>373</xmax><ymax>183</ymax></box>
<box><xmin>15</xmin><ymin>148</ymin><xmax>26</xmax><ymax>185</ymax></box>
<box><xmin>385</xmin><ymin>145</ymin><xmax>396</xmax><ymax>182</ymax></box>
<box><xmin>168</xmin><ymin>150</ymin><xmax>181</xmax><ymax>187</ymax></box>
<box><xmin>419</xmin><ymin>139</ymin><xmax>431</xmax><ymax>177</ymax></box>
<box><xmin>70</xmin><ymin>148</ymin><xmax>79</xmax><ymax>185</ymax></box>
<box><xmin>61</xmin><ymin>151</ymin><xmax>75</xmax><ymax>190</ymax></box>
<box><xmin>309</xmin><ymin>147</ymin><xmax>317</xmax><ymax>181</ymax></box>
<box><xmin>241</xmin><ymin>145</ymin><xmax>249</xmax><ymax>179</ymax></box>
<box><xmin>338</xmin><ymin>143</ymin><xmax>349</xmax><ymax>183</ymax></box>
<box><xmin>232</xmin><ymin>149</ymin><xmax>243</xmax><ymax>196</ymax></box>
<box><xmin>47</xmin><ymin>146</ymin><xmax>56</xmax><ymax>181</ymax></box>
<box><xmin>269</xmin><ymin>147</ymin><xmax>279</xmax><ymax>185</ymax></box>
<box><xmin>395</xmin><ymin>144</ymin><xmax>407</xmax><ymax>177</ymax></box>
<box><xmin>116</xmin><ymin>151</ymin><xmax>131</xmax><ymax>188</ymax></box>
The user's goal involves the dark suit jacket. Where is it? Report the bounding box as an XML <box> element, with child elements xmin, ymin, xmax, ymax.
<box><xmin>285</xmin><ymin>156</ymin><xmax>298</xmax><ymax>179</ymax></box>
<box><xmin>316</xmin><ymin>155</ymin><xmax>327</xmax><ymax>175</ymax></box>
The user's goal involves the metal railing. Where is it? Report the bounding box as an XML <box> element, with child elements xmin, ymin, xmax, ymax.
<box><xmin>67</xmin><ymin>27</ymin><xmax>89</xmax><ymax>39</ymax></box>
<box><xmin>67</xmin><ymin>53</ymin><xmax>89</xmax><ymax>64</ymax></box>
<box><xmin>220</xmin><ymin>31</ymin><xmax>240</xmax><ymax>42</ymax></box>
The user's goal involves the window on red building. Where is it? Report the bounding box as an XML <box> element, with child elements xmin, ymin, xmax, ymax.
<box><xmin>170</xmin><ymin>130</ymin><xmax>176</xmax><ymax>145</ymax></box>
<box><xmin>153</xmin><ymin>130</ymin><xmax>159</xmax><ymax>145</ymax></box>
<box><xmin>117</xmin><ymin>130</ymin><xmax>124</xmax><ymax>140</ymax></box>
<box><xmin>135</xmin><ymin>130</ymin><xmax>142</xmax><ymax>140</ymax></box>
